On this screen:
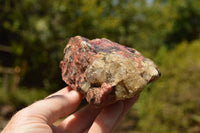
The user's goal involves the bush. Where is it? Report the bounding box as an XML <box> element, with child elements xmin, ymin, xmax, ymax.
<box><xmin>136</xmin><ymin>40</ymin><xmax>200</xmax><ymax>133</ymax></box>
<box><xmin>117</xmin><ymin>40</ymin><xmax>200</xmax><ymax>133</ymax></box>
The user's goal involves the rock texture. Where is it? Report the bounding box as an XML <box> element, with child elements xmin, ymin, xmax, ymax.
<box><xmin>60</xmin><ymin>36</ymin><xmax>161</xmax><ymax>107</ymax></box>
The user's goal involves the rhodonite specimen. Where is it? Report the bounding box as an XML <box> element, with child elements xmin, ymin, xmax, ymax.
<box><xmin>60</xmin><ymin>36</ymin><xmax>161</xmax><ymax>107</ymax></box>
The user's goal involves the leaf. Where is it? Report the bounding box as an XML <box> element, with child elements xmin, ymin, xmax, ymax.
<box><xmin>192</xmin><ymin>115</ymin><xmax>200</xmax><ymax>123</ymax></box>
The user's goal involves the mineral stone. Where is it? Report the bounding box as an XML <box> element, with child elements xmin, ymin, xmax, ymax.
<box><xmin>60</xmin><ymin>36</ymin><xmax>161</xmax><ymax>107</ymax></box>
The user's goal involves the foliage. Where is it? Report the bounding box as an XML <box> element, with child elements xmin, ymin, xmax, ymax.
<box><xmin>133</xmin><ymin>40</ymin><xmax>200</xmax><ymax>133</ymax></box>
<box><xmin>0</xmin><ymin>87</ymin><xmax>48</xmax><ymax>111</ymax></box>
<box><xmin>0</xmin><ymin>0</ymin><xmax>179</xmax><ymax>89</ymax></box>
<box><xmin>165</xmin><ymin>0</ymin><xmax>200</xmax><ymax>47</ymax></box>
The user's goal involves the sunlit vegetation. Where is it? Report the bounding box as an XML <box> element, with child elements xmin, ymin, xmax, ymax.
<box><xmin>0</xmin><ymin>0</ymin><xmax>200</xmax><ymax>132</ymax></box>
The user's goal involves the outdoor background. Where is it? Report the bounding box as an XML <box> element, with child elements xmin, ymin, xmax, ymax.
<box><xmin>0</xmin><ymin>0</ymin><xmax>200</xmax><ymax>132</ymax></box>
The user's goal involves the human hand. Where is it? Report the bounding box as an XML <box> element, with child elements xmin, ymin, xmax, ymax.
<box><xmin>2</xmin><ymin>87</ymin><xmax>139</xmax><ymax>133</ymax></box>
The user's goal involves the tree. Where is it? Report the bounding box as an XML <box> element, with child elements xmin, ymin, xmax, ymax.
<box><xmin>165</xmin><ymin>0</ymin><xmax>200</xmax><ymax>48</ymax></box>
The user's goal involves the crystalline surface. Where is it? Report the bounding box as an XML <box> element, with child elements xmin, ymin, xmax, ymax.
<box><xmin>60</xmin><ymin>36</ymin><xmax>161</xmax><ymax>106</ymax></box>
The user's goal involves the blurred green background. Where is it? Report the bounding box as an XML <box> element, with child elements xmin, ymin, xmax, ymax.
<box><xmin>0</xmin><ymin>0</ymin><xmax>200</xmax><ymax>132</ymax></box>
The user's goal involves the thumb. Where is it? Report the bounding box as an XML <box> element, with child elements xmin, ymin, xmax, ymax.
<box><xmin>23</xmin><ymin>87</ymin><xmax>82</xmax><ymax>124</ymax></box>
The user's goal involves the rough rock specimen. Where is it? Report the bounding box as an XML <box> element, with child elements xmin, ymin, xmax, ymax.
<box><xmin>60</xmin><ymin>36</ymin><xmax>161</xmax><ymax>107</ymax></box>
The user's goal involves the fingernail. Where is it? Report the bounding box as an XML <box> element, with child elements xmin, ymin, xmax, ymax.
<box><xmin>67</xmin><ymin>90</ymin><xmax>83</xmax><ymax>99</ymax></box>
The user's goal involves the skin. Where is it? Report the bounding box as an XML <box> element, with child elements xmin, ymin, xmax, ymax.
<box><xmin>2</xmin><ymin>87</ymin><xmax>139</xmax><ymax>133</ymax></box>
